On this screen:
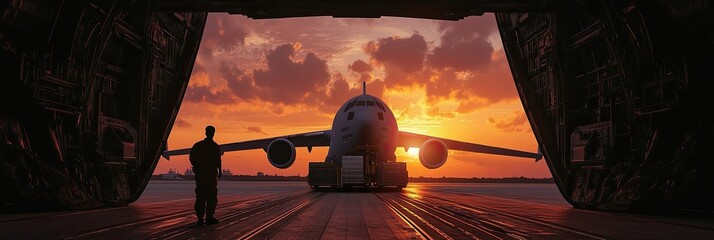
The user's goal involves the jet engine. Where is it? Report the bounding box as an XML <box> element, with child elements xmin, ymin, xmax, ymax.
<box><xmin>267</xmin><ymin>138</ymin><xmax>296</xmax><ymax>169</ymax></box>
<box><xmin>419</xmin><ymin>139</ymin><xmax>448</xmax><ymax>169</ymax></box>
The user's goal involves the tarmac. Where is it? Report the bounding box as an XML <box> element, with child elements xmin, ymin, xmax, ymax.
<box><xmin>1</xmin><ymin>181</ymin><xmax>713</xmax><ymax>239</ymax></box>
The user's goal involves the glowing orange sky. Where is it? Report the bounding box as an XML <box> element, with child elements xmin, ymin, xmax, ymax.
<box><xmin>156</xmin><ymin>13</ymin><xmax>551</xmax><ymax>178</ymax></box>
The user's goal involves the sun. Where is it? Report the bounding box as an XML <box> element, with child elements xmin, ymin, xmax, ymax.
<box><xmin>407</xmin><ymin>148</ymin><xmax>420</xmax><ymax>158</ymax></box>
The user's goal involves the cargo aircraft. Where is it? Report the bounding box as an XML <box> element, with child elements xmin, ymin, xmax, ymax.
<box><xmin>163</xmin><ymin>82</ymin><xmax>541</xmax><ymax>187</ymax></box>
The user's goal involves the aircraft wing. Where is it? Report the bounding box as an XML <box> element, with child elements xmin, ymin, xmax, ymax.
<box><xmin>397</xmin><ymin>131</ymin><xmax>542</xmax><ymax>161</ymax></box>
<box><xmin>162</xmin><ymin>130</ymin><xmax>332</xmax><ymax>160</ymax></box>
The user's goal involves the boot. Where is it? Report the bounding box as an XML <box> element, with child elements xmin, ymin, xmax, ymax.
<box><xmin>206</xmin><ymin>216</ymin><xmax>219</xmax><ymax>225</ymax></box>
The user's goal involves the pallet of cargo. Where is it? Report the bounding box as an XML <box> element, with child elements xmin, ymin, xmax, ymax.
<box><xmin>308</xmin><ymin>162</ymin><xmax>341</xmax><ymax>187</ymax></box>
<box><xmin>376</xmin><ymin>162</ymin><xmax>408</xmax><ymax>188</ymax></box>
<box><xmin>341</xmin><ymin>156</ymin><xmax>366</xmax><ymax>186</ymax></box>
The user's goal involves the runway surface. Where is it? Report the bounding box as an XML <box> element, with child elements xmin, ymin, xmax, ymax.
<box><xmin>2</xmin><ymin>181</ymin><xmax>714</xmax><ymax>239</ymax></box>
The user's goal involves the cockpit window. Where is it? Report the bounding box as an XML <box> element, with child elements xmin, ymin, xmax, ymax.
<box><xmin>356</xmin><ymin>101</ymin><xmax>365</xmax><ymax>106</ymax></box>
<box><xmin>344</xmin><ymin>101</ymin><xmax>356</xmax><ymax>112</ymax></box>
<box><xmin>367</xmin><ymin>101</ymin><xmax>375</xmax><ymax>106</ymax></box>
<box><xmin>375</xmin><ymin>102</ymin><xmax>386</xmax><ymax>111</ymax></box>
<box><xmin>347</xmin><ymin>112</ymin><xmax>354</xmax><ymax>120</ymax></box>
<box><xmin>377</xmin><ymin>112</ymin><xmax>384</xmax><ymax>121</ymax></box>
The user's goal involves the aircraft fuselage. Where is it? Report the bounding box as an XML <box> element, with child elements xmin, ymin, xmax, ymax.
<box><xmin>326</xmin><ymin>93</ymin><xmax>399</xmax><ymax>166</ymax></box>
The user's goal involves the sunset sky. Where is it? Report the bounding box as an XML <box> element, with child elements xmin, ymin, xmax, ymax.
<box><xmin>156</xmin><ymin>13</ymin><xmax>551</xmax><ymax>178</ymax></box>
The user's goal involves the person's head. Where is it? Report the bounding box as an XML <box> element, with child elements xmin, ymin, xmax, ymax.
<box><xmin>205</xmin><ymin>125</ymin><xmax>215</xmax><ymax>139</ymax></box>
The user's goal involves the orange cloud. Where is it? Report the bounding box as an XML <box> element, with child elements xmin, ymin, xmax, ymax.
<box><xmin>427</xmin><ymin>106</ymin><xmax>455</xmax><ymax>119</ymax></box>
<box><xmin>348</xmin><ymin>59</ymin><xmax>372</xmax><ymax>73</ymax></box>
<box><xmin>244</xmin><ymin>126</ymin><xmax>268</xmax><ymax>135</ymax></box>
<box><xmin>200</xmin><ymin>13</ymin><xmax>249</xmax><ymax>60</ymax></box>
<box><xmin>365</xmin><ymin>34</ymin><xmax>427</xmax><ymax>73</ymax></box>
<box><xmin>175</xmin><ymin>118</ymin><xmax>193</xmax><ymax>128</ymax></box>
<box><xmin>185</xmin><ymin>85</ymin><xmax>235</xmax><ymax>104</ymax></box>
<box><xmin>488</xmin><ymin>111</ymin><xmax>529</xmax><ymax>133</ymax></box>
<box><xmin>251</xmin><ymin>44</ymin><xmax>331</xmax><ymax>104</ymax></box>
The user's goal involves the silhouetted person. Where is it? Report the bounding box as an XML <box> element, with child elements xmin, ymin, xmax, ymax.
<box><xmin>190</xmin><ymin>125</ymin><xmax>222</xmax><ymax>225</ymax></box>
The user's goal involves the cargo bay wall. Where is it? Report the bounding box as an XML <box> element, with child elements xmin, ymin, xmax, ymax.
<box><xmin>1</xmin><ymin>1</ymin><xmax>206</xmax><ymax>208</ymax></box>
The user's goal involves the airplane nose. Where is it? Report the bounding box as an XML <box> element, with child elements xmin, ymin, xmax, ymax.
<box><xmin>357</xmin><ymin>121</ymin><xmax>378</xmax><ymax>145</ymax></box>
